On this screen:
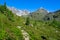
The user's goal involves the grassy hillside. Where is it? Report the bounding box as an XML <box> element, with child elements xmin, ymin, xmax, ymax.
<box><xmin>21</xmin><ymin>20</ymin><xmax>60</xmax><ymax>40</ymax></box>
<box><xmin>0</xmin><ymin>4</ymin><xmax>60</xmax><ymax>40</ymax></box>
<box><xmin>0</xmin><ymin>5</ymin><xmax>24</xmax><ymax>40</ymax></box>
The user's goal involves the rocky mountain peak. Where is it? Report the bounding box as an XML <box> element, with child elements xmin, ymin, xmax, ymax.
<box><xmin>37</xmin><ymin>7</ymin><xmax>49</xmax><ymax>13</ymax></box>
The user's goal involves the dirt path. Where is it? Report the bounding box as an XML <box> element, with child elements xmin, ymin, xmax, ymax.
<box><xmin>21</xmin><ymin>30</ymin><xmax>29</xmax><ymax>40</ymax></box>
<box><xmin>17</xmin><ymin>26</ymin><xmax>29</xmax><ymax>40</ymax></box>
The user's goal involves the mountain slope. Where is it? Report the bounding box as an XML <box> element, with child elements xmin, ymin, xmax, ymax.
<box><xmin>43</xmin><ymin>10</ymin><xmax>60</xmax><ymax>22</ymax></box>
<box><xmin>0</xmin><ymin>5</ymin><xmax>24</xmax><ymax>40</ymax></box>
<box><xmin>30</xmin><ymin>8</ymin><xmax>48</xmax><ymax>20</ymax></box>
<box><xmin>53</xmin><ymin>10</ymin><xmax>60</xmax><ymax>21</ymax></box>
<box><xmin>0</xmin><ymin>4</ymin><xmax>60</xmax><ymax>40</ymax></box>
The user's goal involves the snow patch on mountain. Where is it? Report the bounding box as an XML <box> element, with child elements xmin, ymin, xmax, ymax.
<box><xmin>8</xmin><ymin>7</ymin><xmax>30</xmax><ymax>16</ymax></box>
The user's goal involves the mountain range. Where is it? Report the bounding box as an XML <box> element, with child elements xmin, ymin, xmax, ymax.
<box><xmin>8</xmin><ymin>7</ymin><xmax>30</xmax><ymax>16</ymax></box>
<box><xmin>8</xmin><ymin>7</ymin><xmax>60</xmax><ymax>21</ymax></box>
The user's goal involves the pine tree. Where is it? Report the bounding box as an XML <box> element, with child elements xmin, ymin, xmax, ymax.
<box><xmin>4</xmin><ymin>0</ymin><xmax>7</xmax><ymax>10</ymax></box>
<box><xmin>25</xmin><ymin>17</ymin><xmax>30</xmax><ymax>25</ymax></box>
<box><xmin>3</xmin><ymin>0</ymin><xmax>7</xmax><ymax>16</ymax></box>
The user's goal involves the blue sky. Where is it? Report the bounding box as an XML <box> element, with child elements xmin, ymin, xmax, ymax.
<box><xmin>0</xmin><ymin>0</ymin><xmax>60</xmax><ymax>12</ymax></box>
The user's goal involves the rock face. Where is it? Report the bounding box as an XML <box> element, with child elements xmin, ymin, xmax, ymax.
<box><xmin>44</xmin><ymin>12</ymin><xmax>54</xmax><ymax>21</ymax></box>
<box><xmin>44</xmin><ymin>10</ymin><xmax>60</xmax><ymax>21</ymax></box>
<box><xmin>8</xmin><ymin>7</ymin><xmax>30</xmax><ymax>16</ymax></box>
<box><xmin>53</xmin><ymin>10</ymin><xmax>60</xmax><ymax>21</ymax></box>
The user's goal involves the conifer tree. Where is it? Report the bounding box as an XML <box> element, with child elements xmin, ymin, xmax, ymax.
<box><xmin>4</xmin><ymin>0</ymin><xmax>7</xmax><ymax>10</ymax></box>
<box><xmin>25</xmin><ymin>17</ymin><xmax>30</xmax><ymax>25</ymax></box>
